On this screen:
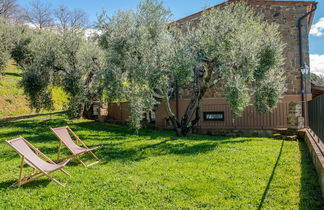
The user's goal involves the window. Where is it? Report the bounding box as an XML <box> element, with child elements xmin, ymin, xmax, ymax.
<box><xmin>203</xmin><ymin>112</ymin><xmax>224</xmax><ymax>121</ymax></box>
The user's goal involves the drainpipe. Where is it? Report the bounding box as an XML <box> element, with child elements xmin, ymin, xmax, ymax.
<box><xmin>298</xmin><ymin>2</ymin><xmax>317</xmax><ymax>127</ymax></box>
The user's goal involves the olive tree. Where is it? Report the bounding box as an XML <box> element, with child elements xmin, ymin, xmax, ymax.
<box><xmin>0</xmin><ymin>18</ymin><xmax>17</xmax><ymax>74</ymax></box>
<box><xmin>20</xmin><ymin>29</ymin><xmax>107</xmax><ymax>116</ymax></box>
<box><xmin>99</xmin><ymin>0</ymin><xmax>285</xmax><ymax>136</ymax></box>
<box><xmin>0</xmin><ymin>19</ymin><xmax>10</xmax><ymax>73</ymax></box>
<box><xmin>0</xmin><ymin>18</ymin><xmax>31</xmax><ymax>75</ymax></box>
<box><xmin>10</xmin><ymin>24</ymin><xmax>34</xmax><ymax>67</ymax></box>
<box><xmin>97</xmin><ymin>0</ymin><xmax>174</xmax><ymax>129</ymax></box>
<box><xmin>168</xmin><ymin>3</ymin><xmax>286</xmax><ymax>136</ymax></box>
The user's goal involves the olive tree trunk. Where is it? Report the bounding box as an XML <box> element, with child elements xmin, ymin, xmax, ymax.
<box><xmin>164</xmin><ymin>64</ymin><xmax>215</xmax><ymax>137</ymax></box>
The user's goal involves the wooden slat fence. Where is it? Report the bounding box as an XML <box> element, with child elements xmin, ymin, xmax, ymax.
<box><xmin>308</xmin><ymin>95</ymin><xmax>324</xmax><ymax>142</ymax></box>
<box><xmin>107</xmin><ymin>103</ymin><xmax>130</xmax><ymax>121</ymax></box>
<box><xmin>197</xmin><ymin>103</ymin><xmax>289</xmax><ymax>129</ymax></box>
<box><xmin>108</xmin><ymin>101</ymin><xmax>290</xmax><ymax>130</ymax></box>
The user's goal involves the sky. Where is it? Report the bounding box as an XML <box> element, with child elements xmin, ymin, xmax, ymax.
<box><xmin>17</xmin><ymin>0</ymin><xmax>324</xmax><ymax>74</ymax></box>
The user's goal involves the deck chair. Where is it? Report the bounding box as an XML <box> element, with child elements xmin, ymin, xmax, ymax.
<box><xmin>51</xmin><ymin>126</ymin><xmax>100</xmax><ymax>167</ymax></box>
<box><xmin>5</xmin><ymin>137</ymin><xmax>71</xmax><ymax>187</ymax></box>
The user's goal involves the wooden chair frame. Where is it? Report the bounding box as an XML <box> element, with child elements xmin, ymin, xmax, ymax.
<box><xmin>7</xmin><ymin>138</ymin><xmax>70</xmax><ymax>187</ymax></box>
<box><xmin>51</xmin><ymin>126</ymin><xmax>100</xmax><ymax>167</ymax></box>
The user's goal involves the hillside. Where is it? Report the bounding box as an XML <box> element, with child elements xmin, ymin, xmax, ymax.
<box><xmin>0</xmin><ymin>61</ymin><xmax>68</xmax><ymax>119</ymax></box>
<box><xmin>0</xmin><ymin>62</ymin><xmax>32</xmax><ymax>118</ymax></box>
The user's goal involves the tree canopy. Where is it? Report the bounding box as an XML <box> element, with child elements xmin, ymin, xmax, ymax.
<box><xmin>98</xmin><ymin>0</ymin><xmax>285</xmax><ymax>136</ymax></box>
<box><xmin>311</xmin><ymin>73</ymin><xmax>324</xmax><ymax>86</ymax></box>
<box><xmin>0</xmin><ymin>0</ymin><xmax>286</xmax><ymax>137</ymax></box>
<box><xmin>19</xmin><ymin>29</ymin><xmax>106</xmax><ymax>116</ymax></box>
<box><xmin>0</xmin><ymin>17</ymin><xmax>20</xmax><ymax>74</ymax></box>
<box><xmin>0</xmin><ymin>0</ymin><xmax>102</xmax><ymax>116</ymax></box>
<box><xmin>97</xmin><ymin>0</ymin><xmax>175</xmax><ymax>129</ymax></box>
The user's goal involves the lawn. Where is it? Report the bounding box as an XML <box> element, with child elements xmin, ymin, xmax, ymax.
<box><xmin>0</xmin><ymin>113</ymin><xmax>323</xmax><ymax>209</ymax></box>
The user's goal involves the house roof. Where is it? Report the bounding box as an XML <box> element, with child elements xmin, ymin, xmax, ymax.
<box><xmin>175</xmin><ymin>0</ymin><xmax>317</xmax><ymax>29</ymax></box>
<box><xmin>312</xmin><ymin>83</ymin><xmax>324</xmax><ymax>99</ymax></box>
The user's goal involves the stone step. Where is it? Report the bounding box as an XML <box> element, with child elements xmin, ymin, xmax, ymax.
<box><xmin>283</xmin><ymin>135</ymin><xmax>299</xmax><ymax>141</ymax></box>
<box><xmin>272</xmin><ymin>133</ymin><xmax>299</xmax><ymax>141</ymax></box>
<box><xmin>273</xmin><ymin>129</ymin><xmax>297</xmax><ymax>136</ymax></box>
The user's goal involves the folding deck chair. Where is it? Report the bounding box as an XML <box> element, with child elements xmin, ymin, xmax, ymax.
<box><xmin>6</xmin><ymin>137</ymin><xmax>71</xmax><ymax>187</ymax></box>
<box><xmin>51</xmin><ymin>126</ymin><xmax>100</xmax><ymax>167</ymax></box>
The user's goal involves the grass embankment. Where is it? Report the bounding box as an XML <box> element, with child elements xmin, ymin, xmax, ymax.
<box><xmin>0</xmin><ymin>63</ymin><xmax>31</xmax><ymax>117</ymax></box>
<box><xmin>0</xmin><ymin>113</ymin><xmax>323</xmax><ymax>209</ymax></box>
<box><xmin>0</xmin><ymin>62</ymin><xmax>68</xmax><ymax>118</ymax></box>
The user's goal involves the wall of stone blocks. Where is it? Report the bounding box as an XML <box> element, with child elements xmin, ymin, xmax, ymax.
<box><xmin>178</xmin><ymin>0</ymin><xmax>313</xmax><ymax>99</ymax></box>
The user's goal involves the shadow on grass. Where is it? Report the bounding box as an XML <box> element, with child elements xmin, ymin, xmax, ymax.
<box><xmin>298</xmin><ymin>140</ymin><xmax>324</xmax><ymax>209</ymax></box>
<box><xmin>75</xmin><ymin>121</ymin><xmax>234</xmax><ymax>142</ymax></box>
<box><xmin>257</xmin><ymin>140</ymin><xmax>324</xmax><ymax>209</ymax></box>
<box><xmin>96</xmin><ymin>138</ymin><xmax>252</xmax><ymax>163</ymax></box>
<box><xmin>1</xmin><ymin>114</ymin><xmax>253</xmax><ymax>163</ymax></box>
<box><xmin>0</xmin><ymin>112</ymin><xmax>65</xmax><ymax>126</ymax></box>
<box><xmin>258</xmin><ymin>140</ymin><xmax>284</xmax><ymax>210</ymax></box>
<box><xmin>1</xmin><ymin>113</ymin><xmax>229</xmax><ymax>143</ymax></box>
<box><xmin>0</xmin><ymin>179</ymin><xmax>51</xmax><ymax>190</ymax></box>
<box><xmin>1</xmin><ymin>117</ymin><xmax>171</xmax><ymax>143</ymax></box>
<box><xmin>75</xmin><ymin>121</ymin><xmax>176</xmax><ymax>140</ymax></box>
<box><xmin>0</xmin><ymin>115</ymin><xmax>70</xmax><ymax>141</ymax></box>
<box><xmin>3</xmin><ymin>71</ymin><xmax>22</xmax><ymax>78</ymax></box>
<box><xmin>0</xmin><ymin>180</ymin><xmax>16</xmax><ymax>189</ymax></box>
<box><xmin>1</xmin><ymin>113</ymin><xmax>273</xmax><ymax>194</ymax></box>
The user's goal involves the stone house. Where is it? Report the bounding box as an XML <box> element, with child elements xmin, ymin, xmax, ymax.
<box><xmin>98</xmin><ymin>0</ymin><xmax>318</xmax><ymax>134</ymax></box>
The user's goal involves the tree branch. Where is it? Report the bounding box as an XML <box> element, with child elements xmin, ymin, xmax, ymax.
<box><xmin>53</xmin><ymin>65</ymin><xmax>67</xmax><ymax>73</ymax></box>
<box><xmin>162</xmin><ymin>94</ymin><xmax>180</xmax><ymax>127</ymax></box>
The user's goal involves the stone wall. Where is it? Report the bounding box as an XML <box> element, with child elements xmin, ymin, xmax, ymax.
<box><xmin>252</xmin><ymin>0</ymin><xmax>312</xmax><ymax>95</ymax></box>
<box><xmin>288</xmin><ymin>101</ymin><xmax>304</xmax><ymax>129</ymax></box>
<box><xmin>177</xmin><ymin>0</ymin><xmax>313</xmax><ymax>99</ymax></box>
<box><xmin>300</xmin><ymin>129</ymin><xmax>324</xmax><ymax>199</ymax></box>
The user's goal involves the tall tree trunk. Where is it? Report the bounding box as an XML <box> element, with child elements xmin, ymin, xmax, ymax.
<box><xmin>80</xmin><ymin>71</ymin><xmax>95</xmax><ymax>118</ymax></box>
<box><xmin>162</xmin><ymin>94</ymin><xmax>182</xmax><ymax>136</ymax></box>
<box><xmin>79</xmin><ymin>103</ymin><xmax>85</xmax><ymax>118</ymax></box>
<box><xmin>164</xmin><ymin>64</ymin><xmax>215</xmax><ymax>136</ymax></box>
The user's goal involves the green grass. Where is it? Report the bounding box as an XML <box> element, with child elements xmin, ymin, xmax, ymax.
<box><xmin>0</xmin><ymin>63</ymin><xmax>31</xmax><ymax>117</ymax></box>
<box><xmin>0</xmin><ymin>61</ymin><xmax>69</xmax><ymax>118</ymax></box>
<box><xmin>0</xmin><ymin>113</ymin><xmax>323</xmax><ymax>209</ymax></box>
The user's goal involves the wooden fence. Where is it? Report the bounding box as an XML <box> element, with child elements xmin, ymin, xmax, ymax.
<box><xmin>308</xmin><ymin>95</ymin><xmax>324</xmax><ymax>142</ymax></box>
<box><xmin>197</xmin><ymin>103</ymin><xmax>289</xmax><ymax>129</ymax></box>
<box><xmin>107</xmin><ymin>103</ymin><xmax>130</xmax><ymax>121</ymax></box>
<box><xmin>154</xmin><ymin>99</ymin><xmax>290</xmax><ymax>130</ymax></box>
<box><xmin>107</xmin><ymin>100</ymin><xmax>291</xmax><ymax>130</ymax></box>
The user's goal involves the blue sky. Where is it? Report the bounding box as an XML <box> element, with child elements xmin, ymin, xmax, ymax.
<box><xmin>17</xmin><ymin>0</ymin><xmax>324</xmax><ymax>74</ymax></box>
